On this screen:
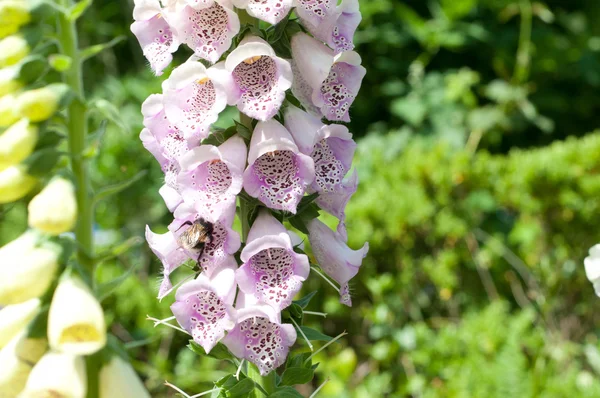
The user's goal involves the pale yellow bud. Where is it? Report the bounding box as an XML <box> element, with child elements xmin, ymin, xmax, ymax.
<box><xmin>0</xmin><ymin>35</ymin><xmax>29</xmax><ymax>68</ymax></box>
<box><xmin>0</xmin><ymin>119</ymin><xmax>38</xmax><ymax>171</ymax></box>
<box><xmin>28</xmin><ymin>178</ymin><xmax>77</xmax><ymax>235</ymax></box>
<box><xmin>16</xmin><ymin>84</ymin><xmax>69</xmax><ymax>123</ymax></box>
<box><xmin>0</xmin><ymin>93</ymin><xmax>20</xmax><ymax>127</ymax></box>
<box><xmin>19</xmin><ymin>352</ymin><xmax>87</xmax><ymax>398</ymax></box>
<box><xmin>99</xmin><ymin>356</ymin><xmax>151</xmax><ymax>398</ymax></box>
<box><xmin>0</xmin><ymin>334</ymin><xmax>33</xmax><ymax>397</ymax></box>
<box><xmin>48</xmin><ymin>276</ymin><xmax>106</xmax><ymax>356</ymax></box>
<box><xmin>0</xmin><ymin>298</ymin><xmax>40</xmax><ymax>349</ymax></box>
<box><xmin>0</xmin><ymin>1</ymin><xmax>31</xmax><ymax>39</ymax></box>
<box><xmin>0</xmin><ymin>165</ymin><xmax>36</xmax><ymax>204</ymax></box>
<box><xmin>0</xmin><ymin>66</ymin><xmax>22</xmax><ymax>97</ymax></box>
<box><xmin>0</xmin><ymin>231</ymin><xmax>60</xmax><ymax>306</ymax></box>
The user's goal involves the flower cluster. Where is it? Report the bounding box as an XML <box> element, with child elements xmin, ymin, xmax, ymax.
<box><xmin>135</xmin><ymin>0</ymin><xmax>368</xmax><ymax>382</ymax></box>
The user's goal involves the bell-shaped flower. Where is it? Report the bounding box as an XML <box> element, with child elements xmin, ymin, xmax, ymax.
<box><xmin>99</xmin><ymin>355</ymin><xmax>151</xmax><ymax>398</ymax></box>
<box><xmin>585</xmin><ymin>244</ymin><xmax>600</xmax><ymax>296</ymax></box>
<box><xmin>0</xmin><ymin>298</ymin><xmax>40</xmax><ymax>349</ymax></box>
<box><xmin>162</xmin><ymin>61</ymin><xmax>229</xmax><ymax>140</ymax></box>
<box><xmin>0</xmin><ymin>118</ymin><xmax>38</xmax><ymax>170</ymax></box>
<box><xmin>0</xmin><ymin>165</ymin><xmax>36</xmax><ymax>204</ymax></box>
<box><xmin>284</xmin><ymin>104</ymin><xmax>357</xmax><ymax>230</ymax></box>
<box><xmin>307</xmin><ymin>218</ymin><xmax>368</xmax><ymax>306</ymax></box>
<box><xmin>222</xmin><ymin>294</ymin><xmax>297</xmax><ymax>375</ymax></box>
<box><xmin>28</xmin><ymin>177</ymin><xmax>77</xmax><ymax>236</ymax></box>
<box><xmin>0</xmin><ymin>65</ymin><xmax>23</xmax><ymax>97</ymax></box>
<box><xmin>0</xmin><ymin>231</ymin><xmax>60</xmax><ymax>305</ymax></box>
<box><xmin>0</xmin><ymin>93</ymin><xmax>20</xmax><ymax>127</ymax></box>
<box><xmin>169</xmin><ymin>202</ymin><xmax>241</xmax><ymax>276</ymax></box>
<box><xmin>243</xmin><ymin>120</ymin><xmax>315</xmax><ymax>213</ymax></box>
<box><xmin>170</xmin><ymin>0</ymin><xmax>240</xmax><ymax>64</ymax></box>
<box><xmin>145</xmin><ymin>226</ymin><xmax>190</xmax><ymax>299</ymax></box>
<box><xmin>19</xmin><ymin>352</ymin><xmax>87</xmax><ymax>398</ymax></box>
<box><xmin>224</xmin><ymin>36</ymin><xmax>292</xmax><ymax>121</ymax></box>
<box><xmin>131</xmin><ymin>0</ymin><xmax>180</xmax><ymax>75</ymax></box>
<box><xmin>295</xmin><ymin>0</ymin><xmax>361</xmax><ymax>54</ymax></box>
<box><xmin>291</xmin><ymin>32</ymin><xmax>365</xmax><ymax>122</ymax></box>
<box><xmin>177</xmin><ymin>135</ymin><xmax>246</xmax><ymax>219</ymax></box>
<box><xmin>171</xmin><ymin>260</ymin><xmax>237</xmax><ymax>353</ymax></box>
<box><xmin>290</xmin><ymin>59</ymin><xmax>320</xmax><ymax>116</ymax></box>
<box><xmin>236</xmin><ymin>210</ymin><xmax>310</xmax><ymax>312</ymax></box>
<box><xmin>232</xmin><ymin>0</ymin><xmax>292</xmax><ymax>24</ymax></box>
<box><xmin>47</xmin><ymin>275</ymin><xmax>107</xmax><ymax>355</ymax></box>
<box><xmin>15</xmin><ymin>83</ymin><xmax>71</xmax><ymax>123</ymax></box>
<box><xmin>0</xmin><ymin>1</ymin><xmax>32</xmax><ymax>40</ymax></box>
<box><xmin>0</xmin><ymin>35</ymin><xmax>29</xmax><ymax>68</ymax></box>
<box><xmin>0</xmin><ymin>333</ymin><xmax>46</xmax><ymax>397</ymax></box>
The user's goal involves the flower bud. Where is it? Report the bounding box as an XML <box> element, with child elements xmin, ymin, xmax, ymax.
<box><xmin>0</xmin><ymin>35</ymin><xmax>29</xmax><ymax>68</ymax></box>
<box><xmin>0</xmin><ymin>119</ymin><xmax>38</xmax><ymax>170</ymax></box>
<box><xmin>0</xmin><ymin>1</ymin><xmax>31</xmax><ymax>39</ymax></box>
<box><xmin>0</xmin><ymin>298</ymin><xmax>40</xmax><ymax>349</ymax></box>
<box><xmin>0</xmin><ymin>93</ymin><xmax>20</xmax><ymax>127</ymax></box>
<box><xmin>48</xmin><ymin>276</ymin><xmax>106</xmax><ymax>355</ymax></box>
<box><xmin>99</xmin><ymin>356</ymin><xmax>151</xmax><ymax>398</ymax></box>
<box><xmin>28</xmin><ymin>178</ymin><xmax>77</xmax><ymax>235</ymax></box>
<box><xmin>16</xmin><ymin>83</ymin><xmax>70</xmax><ymax>122</ymax></box>
<box><xmin>19</xmin><ymin>352</ymin><xmax>87</xmax><ymax>398</ymax></box>
<box><xmin>0</xmin><ymin>65</ymin><xmax>22</xmax><ymax>97</ymax></box>
<box><xmin>0</xmin><ymin>334</ymin><xmax>35</xmax><ymax>397</ymax></box>
<box><xmin>0</xmin><ymin>231</ymin><xmax>60</xmax><ymax>305</ymax></box>
<box><xmin>0</xmin><ymin>165</ymin><xmax>36</xmax><ymax>204</ymax></box>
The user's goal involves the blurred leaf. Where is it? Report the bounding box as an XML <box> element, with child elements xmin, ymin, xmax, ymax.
<box><xmin>93</xmin><ymin>170</ymin><xmax>147</xmax><ymax>205</ymax></box>
<box><xmin>268</xmin><ymin>387</ymin><xmax>304</xmax><ymax>397</ymax></box>
<box><xmin>228</xmin><ymin>378</ymin><xmax>255</xmax><ymax>397</ymax></box>
<box><xmin>280</xmin><ymin>367</ymin><xmax>314</xmax><ymax>386</ymax></box>
<box><xmin>293</xmin><ymin>291</ymin><xmax>317</xmax><ymax>309</ymax></box>
<box><xmin>296</xmin><ymin>326</ymin><xmax>333</xmax><ymax>342</ymax></box>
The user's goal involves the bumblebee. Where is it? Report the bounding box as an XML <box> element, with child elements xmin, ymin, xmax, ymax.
<box><xmin>176</xmin><ymin>217</ymin><xmax>214</xmax><ymax>264</ymax></box>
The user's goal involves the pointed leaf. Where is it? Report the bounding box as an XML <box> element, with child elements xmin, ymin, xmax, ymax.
<box><xmin>293</xmin><ymin>291</ymin><xmax>317</xmax><ymax>309</ymax></box>
<box><xmin>93</xmin><ymin>170</ymin><xmax>147</xmax><ymax>205</ymax></box>
<box><xmin>280</xmin><ymin>367</ymin><xmax>314</xmax><ymax>386</ymax></box>
<box><xmin>297</xmin><ymin>326</ymin><xmax>332</xmax><ymax>342</ymax></box>
<box><xmin>80</xmin><ymin>36</ymin><xmax>126</xmax><ymax>62</ymax></box>
<box><xmin>268</xmin><ymin>387</ymin><xmax>304</xmax><ymax>397</ymax></box>
<box><xmin>228</xmin><ymin>379</ymin><xmax>255</xmax><ymax>397</ymax></box>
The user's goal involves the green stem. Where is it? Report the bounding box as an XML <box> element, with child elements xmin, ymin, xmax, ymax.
<box><xmin>248</xmin><ymin>363</ymin><xmax>276</xmax><ymax>396</ymax></box>
<box><xmin>57</xmin><ymin>2</ymin><xmax>94</xmax><ymax>272</ymax></box>
<box><xmin>513</xmin><ymin>0</ymin><xmax>532</xmax><ymax>84</ymax></box>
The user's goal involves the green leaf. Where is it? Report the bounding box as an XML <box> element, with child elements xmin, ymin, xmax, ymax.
<box><xmin>189</xmin><ymin>341</ymin><xmax>235</xmax><ymax>362</ymax></box>
<box><xmin>68</xmin><ymin>0</ymin><xmax>92</xmax><ymax>21</ymax></box>
<box><xmin>287</xmin><ymin>352</ymin><xmax>312</xmax><ymax>369</ymax></box>
<box><xmin>202</xmin><ymin>125</ymin><xmax>238</xmax><ymax>146</ymax></box>
<box><xmin>280</xmin><ymin>367</ymin><xmax>315</xmax><ymax>386</ymax></box>
<box><xmin>80</xmin><ymin>36</ymin><xmax>126</xmax><ymax>62</ymax></box>
<box><xmin>23</xmin><ymin>148</ymin><xmax>62</xmax><ymax>177</ymax></box>
<box><xmin>234</xmin><ymin>120</ymin><xmax>252</xmax><ymax>140</ymax></box>
<box><xmin>88</xmin><ymin>98</ymin><xmax>129</xmax><ymax>133</ymax></box>
<box><xmin>83</xmin><ymin>120</ymin><xmax>108</xmax><ymax>158</ymax></box>
<box><xmin>228</xmin><ymin>378</ymin><xmax>255</xmax><ymax>397</ymax></box>
<box><xmin>93</xmin><ymin>170</ymin><xmax>147</xmax><ymax>205</ymax></box>
<box><xmin>96</xmin><ymin>259</ymin><xmax>139</xmax><ymax>302</ymax></box>
<box><xmin>35</xmin><ymin>129</ymin><xmax>66</xmax><ymax>150</ymax></box>
<box><xmin>268</xmin><ymin>386</ymin><xmax>304</xmax><ymax>397</ymax></box>
<box><xmin>293</xmin><ymin>291</ymin><xmax>317</xmax><ymax>309</ymax></box>
<box><xmin>297</xmin><ymin>326</ymin><xmax>333</xmax><ymax>342</ymax></box>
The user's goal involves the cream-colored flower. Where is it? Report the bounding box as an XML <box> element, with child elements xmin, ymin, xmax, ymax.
<box><xmin>0</xmin><ymin>165</ymin><xmax>36</xmax><ymax>204</ymax></box>
<box><xmin>0</xmin><ymin>332</ymin><xmax>46</xmax><ymax>397</ymax></box>
<box><xmin>16</xmin><ymin>83</ymin><xmax>69</xmax><ymax>122</ymax></box>
<box><xmin>28</xmin><ymin>178</ymin><xmax>77</xmax><ymax>235</ymax></box>
<box><xmin>0</xmin><ymin>93</ymin><xmax>20</xmax><ymax>127</ymax></box>
<box><xmin>0</xmin><ymin>119</ymin><xmax>38</xmax><ymax>171</ymax></box>
<box><xmin>19</xmin><ymin>351</ymin><xmax>86</xmax><ymax>398</ymax></box>
<box><xmin>0</xmin><ymin>1</ymin><xmax>31</xmax><ymax>39</ymax></box>
<box><xmin>48</xmin><ymin>276</ymin><xmax>106</xmax><ymax>355</ymax></box>
<box><xmin>0</xmin><ymin>35</ymin><xmax>29</xmax><ymax>68</ymax></box>
<box><xmin>99</xmin><ymin>356</ymin><xmax>151</xmax><ymax>398</ymax></box>
<box><xmin>0</xmin><ymin>65</ymin><xmax>22</xmax><ymax>97</ymax></box>
<box><xmin>0</xmin><ymin>298</ymin><xmax>40</xmax><ymax>349</ymax></box>
<box><xmin>0</xmin><ymin>231</ymin><xmax>60</xmax><ymax>305</ymax></box>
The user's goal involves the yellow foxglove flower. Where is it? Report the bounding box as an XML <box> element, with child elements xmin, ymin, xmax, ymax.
<box><xmin>0</xmin><ymin>93</ymin><xmax>20</xmax><ymax>127</ymax></box>
<box><xmin>28</xmin><ymin>178</ymin><xmax>77</xmax><ymax>235</ymax></box>
<box><xmin>0</xmin><ymin>165</ymin><xmax>36</xmax><ymax>204</ymax></box>
<box><xmin>0</xmin><ymin>298</ymin><xmax>40</xmax><ymax>349</ymax></box>
<box><xmin>99</xmin><ymin>356</ymin><xmax>151</xmax><ymax>398</ymax></box>
<box><xmin>0</xmin><ymin>332</ymin><xmax>46</xmax><ymax>397</ymax></box>
<box><xmin>0</xmin><ymin>1</ymin><xmax>31</xmax><ymax>39</ymax></box>
<box><xmin>16</xmin><ymin>83</ymin><xmax>69</xmax><ymax>122</ymax></box>
<box><xmin>48</xmin><ymin>276</ymin><xmax>106</xmax><ymax>355</ymax></box>
<box><xmin>0</xmin><ymin>35</ymin><xmax>29</xmax><ymax>68</ymax></box>
<box><xmin>0</xmin><ymin>119</ymin><xmax>38</xmax><ymax>171</ymax></box>
<box><xmin>0</xmin><ymin>65</ymin><xmax>22</xmax><ymax>97</ymax></box>
<box><xmin>0</xmin><ymin>231</ymin><xmax>60</xmax><ymax>305</ymax></box>
<box><xmin>19</xmin><ymin>352</ymin><xmax>86</xmax><ymax>398</ymax></box>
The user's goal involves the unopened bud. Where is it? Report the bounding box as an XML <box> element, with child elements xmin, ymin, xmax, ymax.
<box><xmin>0</xmin><ymin>35</ymin><xmax>29</xmax><ymax>68</ymax></box>
<box><xmin>0</xmin><ymin>65</ymin><xmax>22</xmax><ymax>97</ymax></box>
<box><xmin>0</xmin><ymin>165</ymin><xmax>36</xmax><ymax>204</ymax></box>
<box><xmin>0</xmin><ymin>333</ymin><xmax>43</xmax><ymax>397</ymax></box>
<box><xmin>0</xmin><ymin>119</ymin><xmax>38</xmax><ymax>170</ymax></box>
<box><xmin>0</xmin><ymin>1</ymin><xmax>31</xmax><ymax>39</ymax></box>
<box><xmin>100</xmin><ymin>356</ymin><xmax>151</xmax><ymax>398</ymax></box>
<box><xmin>48</xmin><ymin>276</ymin><xmax>106</xmax><ymax>355</ymax></box>
<box><xmin>0</xmin><ymin>231</ymin><xmax>60</xmax><ymax>305</ymax></box>
<box><xmin>0</xmin><ymin>298</ymin><xmax>40</xmax><ymax>349</ymax></box>
<box><xmin>16</xmin><ymin>83</ymin><xmax>70</xmax><ymax>122</ymax></box>
<box><xmin>28</xmin><ymin>178</ymin><xmax>77</xmax><ymax>235</ymax></box>
<box><xmin>19</xmin><ymin>351</ymin><xmax>87</xmax><ymax>398</ymax></box>
<box><xmin>0</xmin><ymin>93</ymin><xmax>20</xmax><ymax>127</ymax></box>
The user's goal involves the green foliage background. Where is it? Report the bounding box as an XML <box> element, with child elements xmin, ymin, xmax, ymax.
<box><xmin>4</xmin><ymin>0</ymin><xmax>600</xmax><ymax>396</ymax></box>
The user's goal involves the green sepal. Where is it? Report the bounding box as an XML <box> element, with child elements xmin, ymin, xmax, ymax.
<box><xmin>188</xmin><ymin>341</ymin><xmax>236</xmax><ymax>364</ymax></box>
<box><xmin>297</xmin><ymin>326</ymin><xmax>333</xmax><ymax>342</ymax></box>
<box><xmin>293</xmin><ymin>291</ymin><xmax>317</xmax><ymax>309</ymax></box>
<box><xmin>16</xmin><ymin>55</ymin><xmax>48</xmax><ymax>84</ymax></box>
<box><xmin>80</xmin><ymin>36</ymin><xmax>126</xmax><ymax>62</ymax></box>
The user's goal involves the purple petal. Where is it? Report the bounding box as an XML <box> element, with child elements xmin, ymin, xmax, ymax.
<box><xmin>295</xmin><ymin>0</ymin><xmax>336</xmax><ymax>30</ymax></box>
<box><xmin>235</xmin><ymin>0</ymin><xmax>293</xmax><ymax>24</ymax></box>
<box><xmin>145</xmin><ymin>226</ymin><xmax>190</xmax><ymax>299</ymax></box>
<box><xmin>131</xmin><ymin>12</ymin><xmax>179</xmax><ymax>75</ymax></box>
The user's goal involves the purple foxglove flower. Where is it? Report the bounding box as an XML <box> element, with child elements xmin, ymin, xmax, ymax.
<box><xmin>295</xmin><ymin>0</ymin><xmax>361</xmax><ymax>54</ymax></box>
<box><xmin>224</xmin><ymin>36</ymin><xmax>292</xmax><ymax>121</ymax></box>
<box><xmin>307</xmin><ymin>218</ymin><xmax>368</xmax><ymax>306</ymax></box>
<box><xmin>236</xmin><ymin>210</ymin><xmax>310</xmax><ymax>312</ymax></box>
<box><xmin>162</xmin><ymin>61</ymin><xmax>230</xmax><ymax>139</ymax></box>
<box><xmin>182</xmin><ymin>0</ymin><xmax>216</xmax><ymax>9</ymax></box>
<box><xmin>222</xmin><ymin>295</ymin><xmax>297</xmax><ymax>375</ymax></box>
<box><xmin>243</xmin><ymin>119</ymin><xmax>315</xmax><ymax>213</ymax></box>
<box><xmin>291</xmin><ymin>32</ymin><xmax>366</xmax><ymax>122</ymax></box>
<box><xmin>169</xmin><ymin>0</ymin><xmax>240</xmax><ymax>63</ymax></box>
<box><xmin>131</xmin><ymin>0</ymin><xmax>180</xmax><ymax>76</ymax></box>
<box><xmin>177</xmin><ymin>135</ymin><xmax>246</xmax><ymax>219</ymax></box>
<box><xmin>232</xmin><ymin>0</ymin><xmax>292</xmax><ymax>24</ymax></box>
<box><xmin>289</xmin><ymin>60</ymin><xmax>321</xmax><ymax>116</ymax></box>
<box><xmin>171</xmin><ymin>258</ymin><xmax>237</xmax><ymax>353</ymax></box>
<box><xmin>284</xmin><ymin>104</ymin><xmax>357</xmax><ymax>230</ymax></box>
<box><xmin>145</xmin><ymin>226</ymin><xmax>190</xmax><ymax>299</ymax></box>
<box><xmin>170</xmin><ymin>202</ymin><xmax>241</xmax><ymax>277</ymax></box>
